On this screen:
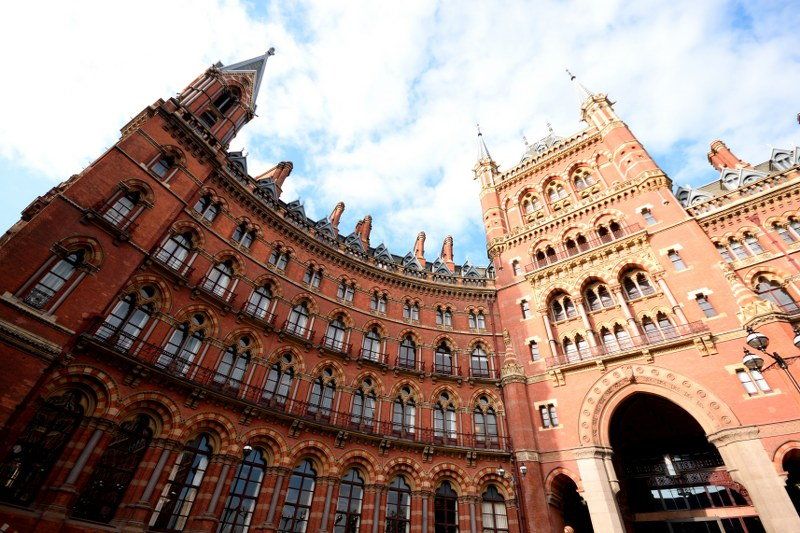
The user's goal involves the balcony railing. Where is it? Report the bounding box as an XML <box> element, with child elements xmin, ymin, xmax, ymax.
<box><xmin>82</xmin><ymin>200</ymin><xmax>139</xmax><ymax>240</ymax></box>
<box><xmin>22</xmin><ymin>287</ymin><xmax>53</xmax><ymax>310</ymax></box>
<box><xmin>281</xmin><ymin>320</ymin><xmax>315</xmax><ymax>344</ymax></box>
<box><xmin>239</xmin><ymin>303</ymin><xmax>277</xmax><ymax>328</ymax></box>
<box><xmin>83</xmin><ymin>321</ymin><xmax>511</xmax><ymax>452</ymax></box>
<box><xmin>150</xmin><ymin>249</ymin><xmax>194</xmax><ymax>280</ymax></box>
<box><xmin>547</xmin><ymin>321</ymin><xmax>709</xmax><ymax>367</ymax></box>
<box><xmin>525</xmin><ymin>223</ymin><xmax>642</xmax><ymax>273</ymax></box>
<box><xmin>357</xmin><ymin>348</ymin><xmax>388</xmax><ymax>366</ymax></box>
<box><xmin>321</xmin><ymin>335</ymin><xmax>352</xmax><ymax>355</ymax></box>
<box><xmin>198</xmin><ymin>277</ymin><xmax>236</xmax><ymax>305</ymax></box>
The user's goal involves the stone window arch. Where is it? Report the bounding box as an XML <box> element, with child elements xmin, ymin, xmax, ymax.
<box><xmin>96</xmin><ymin>284</ymin><xmax>160</xmax><ymax>350</ymax></box>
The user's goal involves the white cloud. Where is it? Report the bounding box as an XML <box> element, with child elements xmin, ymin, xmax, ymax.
<box><xmin>1</xmin><ymin>0</ymin><xmax>799</xmax><ymax>264</ymax></box>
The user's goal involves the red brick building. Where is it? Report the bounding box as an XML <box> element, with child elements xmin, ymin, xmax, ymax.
<box><xmin>0</xmin><ymin>52</ymin><xmax>798</xmax><ymax>533</ymax></box>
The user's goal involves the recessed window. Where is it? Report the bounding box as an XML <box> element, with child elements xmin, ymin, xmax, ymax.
<box><xmin>268</xmin><ymin>248</ymin><xmax>289</xmax><ymax>270</ymax></box>
<box><xmin>193</xmin><ymin>195</ymin><xmax>219</xmax><ymax>222</ymax></box>
<box><xmin>520</xmin><ymin>300</ymin><xmax>531</xmax><ymax>319</ymax></box>
<box><xmin>529</xmin><ymin>340</ymin><xmax>540</xmax><ymax>361</ymax></box>
<box><xmin>667</xmin><ymin>249</ymin><xmax>686</xmax><ymax>271</ymax></box>
<box><xmin>641</xmin><ymin>208</ymin><xmax>657</xmax><ymax>225</ymax></box>
<box><xmin>695</xmin><ymin>293</ymin><xmax>717</xmax><ymax>318</ymax></box>
<box><xmin>539</xmin><ymin>403</ymin><xmax>559</xmax><ymax>428</ymax></box>
<box><xmin>737</xmin><ymin>368</ymin><xmax>771</xmax><ymax>396</ymax></box>
<box><xmin>303</xmin><ymin>266</ymin><xmax>323</xmax><ymax>288</ymax></box>
<box><xmin>512</xmin><ymin>260</ymin><xmax>521</xmax><ymax>276</ymax></box>
<box><xmin>150</xmin><ymin>154</ymin><xmax>175</xmax><ymax>179</ymax></box>
<box><xmin>337</xmin><ymin>280</ymin><xmax>354</xmax><ymax>302</ymax></box>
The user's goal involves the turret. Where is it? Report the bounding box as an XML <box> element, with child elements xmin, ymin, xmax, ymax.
<box><xmin>440</xmin><ymin>235</ymin><xmax>455</xmax><ymax>272</ymax></box>
<box><xmin>177</xmin><ymin>49</ymin><xmax>275</xmax><ymax>148</ymax></box>
<box><xmin>708</xmin><ymin>140</ymin><xmax>750</xmax><ymax>170</ymax></box>
<box><xmin>474</xmin><ymin>126</ymin><xmax>505</xmax><ymax>242</ymax></box>
<box><xmin>329</xmin><ymin>202</ymin><xmax>345</xmax><ymax>231</ymax></box>
<box><xmin>414</xmin><ymin>232</ymin><xmax>426</xmax><ymax>267</ymax></box>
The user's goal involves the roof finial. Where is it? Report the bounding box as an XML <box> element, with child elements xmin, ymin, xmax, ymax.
<box><xmin>522</xmin><ymin>135</ymin><xmax>529</xmax><ymax>147</ymax></box>
<box><xmin>566</xmin><ymin>67</ymin><xmax>592</xmax><ymax>101</ymax></box>
<box><xmin>546</xmin><ymin>121</ymin><xmax>554</xmax><ymax>135</ymax></box>
<box><xmin>477</xmin><ymin>123</ymin><xmax>492</xmax><ymax>161</ymax></box>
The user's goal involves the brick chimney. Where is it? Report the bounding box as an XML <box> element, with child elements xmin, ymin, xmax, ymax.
<box><xmin>707</xmin><ymin>140</ymin><xmax>749</xmax><ymax>171</ymax></box>
<box><xmin>414</xmin><ymin>232</ymin><xmax>426</xmax><ymax>267</ymax></box>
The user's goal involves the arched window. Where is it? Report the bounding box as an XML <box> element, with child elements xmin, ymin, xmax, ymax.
<box><xmin>333</xmin><ymin>468</ymin><xmax>365</xmax><ymax>533</ymax></box>
<box><xmin>474</xmin><ymin>396</ymin><xmax>499</xmax><ymax>448</ymax></box>
<box><xmin>361</xmin><ymin>327</ymin><xmax>382</xmax><ymax>362</ymax></box>
<box><xmin>601</xmin><ymin>327</ymin><xmax>618</xmax><ymax>353</ymax></box>
<box><xmin>597</xmin><ymin>225</ymin><xmax>611</xmax><ymax>243</ymax></box>
<box><xmin>268</xmin><ymin>248</ymin><xmax>290</xmax><ymax>270</ymax></box>
<box><xmin>398</xmin><ymin>335</ymin><xmax>417</xmax><ymax>369</ymax></box>
<box><xmin>434</xmin><ymin>481</ymin><xmax>459</xmax><ymax>533</ymax></box>
<box><xmin>743</xmin><ymin>233</ymin><xmax>764</xmax><ymax>254</ymax></box>
<box><xmin>337</xmin><ymin>280</ymin><xmax>355</xmax><ymax>302</ymax></box>
<box><xmin>575</xmin><ymin>334</ymin><xmax>589</xmax><ymax>357</ymax></box>
<box><xmin>614</xmin><ymin>325</ymin><xmax>632</xmax><ymax>349</ymax></box>
<box><xmin>96</xmin><ymin>285</ymin><xmax>157</xmax><ymax>350</ymax></box>
<box><xmin>385</xmin><ymin>476</ymin><xmax>412</xmax><ymax>533</ymax></box>
<box><xmin>103</xmin><ymin>190</ymin><xmax>141</xmax><ymax>228</ymax></box>
<box><xmin>277</xmin><ymin>460</ymin><xmax>317</xmax><ymax>533</ymax></box>
<box><xmin>576</xmin><ymin>234</ymin><xmax>588</xmax><ymax>251</ymax></box>
<box><xmin>471</xmin><ymin>345</ymin><xmax>490</xmax><ymax>378</ymax></box>
<box><xmin>481</xmin><ymin>485</ymin><xmax>509</xmax><ymax>533</ymax></box>
<box><xmin>548</xmin><ymin>183</ymin><xmax>568</xmax><ymax>203</ymax></box>
<box><xmin>23</xmin><ymin>249</ymin><xmax>86</xmax><ymax>309</ymax></box>
<box><xmin>72</xmin><ymin>415</ymin><xmax>153</xmax><ymax>523</ymax></box>
<box><xmin>214</xmin><ymin>336</ymin><xmax>251</xmax><ymax>389</ymax></box>
<box><xmin>0</xmin><ymin>391</ymin><xmax>84</xmax><ymax>505</ymax></box>
<box><xmin>287</xmin><ymin>302</ymin><xmax>310</xmax><ymax>336</ymax></box>
<box><xmin>371</xmin><ymin>292</ymin><xmax>387</xmax><ymax>313</ymax></box>
<box><xmin>550</xmin><ymin>293</ymin><xmax>576</xmax><ymax>322</ymax></box>
<box><xmin>642</xmin><ymin>316</ymin><xmax>661</xmax><ymax>343</ymax></box>
<box><xmin>156</xmin><ymin>232</ymin><xmax>193</xmax><ymax>270</ymax></box>
<box><xmin>150</xmin><ymin>433</ymin><xmax>212</xmax><ymax>531</ymax></box>
<box><xmin>511</xmin><ymin>260</ymin><xmax>521</xmax><ymax>276</ymax></box>
<box><xmin>657</xmin><ymin>312</ymin><xmax>677</xmax><ymax>339</ymax></box>
<box><xmin>573</xmin><ymin>168</ymin><xmax>596</xmax><ymax>191</ymax></box>
<box><xmin>203</xmin><ymin>261</ymin><xmax>234</xmax><ymax>298</ymax></box>
<box><xmin>308</xmin><ymin>368</ymin><xmax>336</xmax><ymax>419</ymax></box>
<box><xmin>325</xmin><ymin>315</ymin><xmax>348</xmax><ymax>351</ymax></box>
<box><xmin>157</xmin><ymin>314</ymin><xmax>206</xmax><ymax>374</ymax></box>
<box><xmin>193</xmin><ymin>194</ymin><xmax>219</xmax><ymax>222</ymax></box>
<box><xmin>392</xmin><ymin>387</ymin><xmax>416</xmax><ymax>437</ymax></box>
<box><xmin>245</xmin><ymin>284</ymin><xmax>273</xmax><ymax>319</ymax></box>
<box><xmin>434</xmin><ymin>342</ymin><xmax>454</xmax><ymax>375</ymax></box>
<box><xmin>218</xmin><ymin>446</ymin><xmax>266</xmax><ymax>533</ymax></box>
<box><xmin>476</xmin><ymin>311</ymin><xmax>486</xmax><ymax>329</ymax></box>
<box><xmin>610</xmin><ymin>221</ymin><xmax>624</xmax><ymax>239</ymax></box>
<box><xmin>565</xmin><ymin>238</ymin><xmax>577</xmax><ymax>256</ymax></box>
<box><xmin>756</xmin><ymin>276</ymin><xmax>797</xmax><ymax>311</ymax></box>
<box><xmin>213</xmin><ymin>88</ymin><xmax>239</xmax><ymax>115</ymax></box>
<box><xmin>150</xmin><ymin>153</ymin><xmax>175</xmax><ymax>179</ymax></box>
<box><xmin>303</xmin><ymin>266</ymin><xmax>323</xmax><ymax>288</ymax></box>
<box><xmin>728</xmin><ymin>238</ymin><xmax>749</xmax><ymax>260</ymax></box>
<box><xmin>436</xmin><ymin>306</ymin><xmax>453</xmax><ymax>327</ymax></box>
<box><xmin>716</xmin><ymin>242</ymin><xmax>734</xmax><ymax>263</ymax></box>
<box><xmin>563</xmin><ymin>338</ymin><xmax>577</xmax><ymax>362</ymax></box>
<box><xmin>433</xmin><ymin>392</ymin><xmax>457</xmax><ymax>442</ymax></box>
<box><xmin>262</xmin><ymin>354</ymin><xmax>294</xmax><ymax>405</ymax></box>
<box><xmin>622</xmin><ymin>270</ymin><xmax>654</xmax><ymax>300</ymax></box>
<box><xmin>468</xmin><ymin>311</ymin><xmax>477</xmax><ymax>329</ymax></box>
<box><xmin>774</xmin><ymin>222</ymin><xmax>797</xmax><ymax>244</ymax></box>
<box><xmin>584</xmin><ymin>283</ymin><xmax>613</xmax><ymax>311</ymax></box>
<box><xmin>351</xmin><ymin>378</ymin><xmax>376</xmax><ymax>430</ymax></box>
<box><xmin>232</xmin><ymin>223</ymin><xmax>255</xmax><ymax>249</ymax></box>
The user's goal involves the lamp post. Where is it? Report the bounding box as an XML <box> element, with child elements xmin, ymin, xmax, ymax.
<box><xmin>742</xmin><ymin>327</ymin><xmax>800</xmax><ymax>396</ymax></box>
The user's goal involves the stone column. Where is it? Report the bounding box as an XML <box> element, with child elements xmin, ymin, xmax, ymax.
<box><xmin>318</xmin><ymin>476</ymin><xmax>339</xmax><ymax>532</ymax></box>
<box><xmin>574</xmin><ymin>447</ymin><xmax>625</xmax><ymax>533</ymax></box>
<box><xmin>611</xmin><ymin>286</ymin><xmax>641</xmax><ymax>335</ymax></box>
<box><xmin>249</xmin><ymin>466</ymin><xmax>283</xmax><ymax>532</ymax></box>
<box><xmin>184</xmin><ymin>453</ymin><xmax>234</xmax><ymax>532</ymax></box>
<box><xmin>410</xmin><ymin>490</ymin><xmax>423</xmax><ymax>533</ymax></box>
<box><xmin>575</xmin><ymin>297</ymin><xmax>598</xmax><ymax>346</ymax></box>
<box><xmin>710</xmin><ymin>426</ymin><xmax>800</xmax><ymax>532</ymax></box>
<box><xmin>418</xmin><ymin>490</ymin><xmax>433</xmax><ymax>533</ymax></box>
<box><xmin>370</xmin><ymin>484</ymin><xmax>386</xmax><ymax>533</ymax></box>
<box><xmin>541</xmin><ymin>312</ymin><xmax>559</xmax><ymax>360</ymax></box>
<box><xmin>260</xmin><ymin>467</ymin><xmax>289</xmax><ymax>531</ymax></box>
<box><xmin>656</xmin><ymin>276</ymin><xmax>688</xmax><ymax>324</ymax></box>
<box><xmin>459</xmin><ymin>495</ymin><xmax>478</xmax><ymax>533</ymax></box>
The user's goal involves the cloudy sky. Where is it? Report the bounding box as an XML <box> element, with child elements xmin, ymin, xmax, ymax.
<box><xmin>1</xmin><ymin>1</ymin><xmax>798</xmax><ymax>265</ymax></box>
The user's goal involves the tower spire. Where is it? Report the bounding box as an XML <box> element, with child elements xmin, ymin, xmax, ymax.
<box><xmin>566</xmin><ymin>68</ymin><xmax>593</xmax><ymax>102</ymax></box>
<box><xmin>477</xmin><ymin>123</ymin><xmax>492</xmax><ymax>162</ymax></box>
<box><xmin>221</xmin><ymin>47</ymin><xmax>276</xmax><ymax>110</ymax></box>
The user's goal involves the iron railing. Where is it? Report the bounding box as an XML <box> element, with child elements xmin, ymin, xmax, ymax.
<box><xmin>525</xmin><ymin>223</ymin><xmax>642</xmax><ymax>273</ymax></box>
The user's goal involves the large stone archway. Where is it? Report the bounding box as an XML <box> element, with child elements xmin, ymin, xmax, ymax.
<box><xmin>574</xmin><ymin>363</ymin><xmax>800</xmax><ymax>533</ymax></box>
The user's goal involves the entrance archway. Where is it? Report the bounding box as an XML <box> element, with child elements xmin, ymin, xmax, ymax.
<box><xmin>783</xmin><ymin>448</ymin><xmax>800</xmax><ymax>516</ymax></box>
<box><xmin>609</xmin><ymin>393</ymin><xmax>764</xmax><ymax>533</ymax></box>
<box><xmin>548</xmin><ymin>473</ymin><xmax>593</xmax><ymax>533</ymax></box>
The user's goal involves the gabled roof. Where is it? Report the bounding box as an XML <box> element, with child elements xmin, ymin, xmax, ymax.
<box><xmin>220</xmin><ymin>48</ymin><xmax>275</xmax><ymax>109</ymax></box>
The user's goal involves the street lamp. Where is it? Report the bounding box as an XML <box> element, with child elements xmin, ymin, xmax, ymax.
<box><xmin>742</xmin><ymin>327</ymin><xmax>800</xmax><ymax>395</ymax></box>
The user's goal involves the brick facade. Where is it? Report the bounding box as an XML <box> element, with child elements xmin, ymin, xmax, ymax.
<box><xmin>0</xmin><ymin>54</ymin><xmax>798</xmax><ymax>533</ymax></box>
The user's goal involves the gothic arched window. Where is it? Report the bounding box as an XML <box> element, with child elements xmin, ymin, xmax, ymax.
<box><xmin>392</xmin><ymin>387</ymin><xmax>416</xmax><ymax>438</ymax></box>
<box><xmin>434</xmin><ymin>342</ymin><xmax>454</xmax><ymax>375</ymax></box>
<box><xmin>262</xmin><ymin>354</ymin><xmax>294</xmax><ymax>405</ymax></box>
<box><xmin>245</xmin><ymin>284</ymin><xmax>273</xmax><ymax>319</ymax></box>
<box><xmin>157</xmin><ymin>314</ymin><xmax>206</xmax><ymax>375</ymax></box>
<box><xmin>361</xmin><ymin>327</ymin><xmax>382</xmax><ymax>362</ymax></box>
<box><xmin>96</xmin><ymin>285</ymin><xmax>157</xmax><ymax>350</ymax></box>
<box><xmin>398</xmin><ymin>335</ymin><xmax>417</xmax><ymax>369</ymax></box>
<box><xmin>351</xmin><ymin>378</ymin><xmax>376</xmax><ymax>430</ymax></box>
<box><xmin>474</xmin><ymin>396</ymin><xmax>499</xmax><ymax>448</ymax></box>
<box><xmin>756</xmin><ymin>276</ymin><xmax>797</xmax><ymax>311</ymax></box>
<box><xmin>278</xmin><ymin>460</ymin><xmax>317</xmax><ymax>533</ymax></box>
<box><xmin>325</xmin><ymin>315</ymin><xmax>348</xmax><ymax>351</ymax></box>
<box><xmin>333</xmin><ymin>468</ymin><xmax>365</xmax><ymax>533</ymax></box>
<box><xmin>433</xmin><ymin>392</ymin><xmax>457</xmax><ymax>442</ymax></box>
<box><xmin>385</xmin><ymin>476</ymin><xmax>412</xmax><ymax>533</ymax></box>
<box><xmin>156</xmin><ymin>232</ymin><xmax>193</xmax><ymax>271</ymax></box>
<box><xmin>103</xmin><ymin>190</ymin><xmax>142</xmax><ymax>228</ymax></box>
<box><xmin>193</xmin><ymin>194</ymin><xmax>219</xmax><ymax>222</ymax></box>
<box><xmin>434</xmin><ymin>481</ymin><xmax>459</xmax><ymax>533</ymax></box>
<box><xmin>213</xmin><ymin>88</ymin><xmax>239</xmax><ymax>115</ymax></box>
<box><xmin>214</xmin><ymin>336</ymin><xmax>251</xmax><ymax>389</ymax></box>
<box><xmin>287</xmin><ymin>302</ymin><xmax>310</xmax><ymax>336</ymax></box>
<box><xmin>203</xmin><ymin>260</ymin><xmax>234</xmax><ymax>298</ymax></box>
<box><xmin>149</xmin><ymin>433</ymin><xmax>212</xmax><ymax>531</ymax></box>
<box><xmin>218</xmin><ymin>446</ymin><xmax>266</xmax><ymax>533</ymax></box>
<box><xmin>0</xmin><ymin>391</ymin><xmax>84</xmax><ymax>505</ymax></box>
<box><xmin>308</xmin><ymin>368</ymin><xmax>336</xmax><ymax>419</ymax></box>
<box><xmin>481</xmin><ymin>485</ymin><xmax>509</xmax><ymax>533</ymax></box>
<box><xmin>23</xmin><ymin>249</ymin><xmax>86</xmax><ymax>310</ymax></box>
<box><xmin>470</xmin><ymin>345</ymin><xmax>490</xmax><ymax>378</ymax></box>
<box><xmin>72</xmin><ymin>415</ymin><xmax>153</xmax><ymax>523</ymax></box>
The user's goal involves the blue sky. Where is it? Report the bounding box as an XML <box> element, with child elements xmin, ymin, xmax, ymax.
<box><xmin>1</xmin><ymin>0</ymin><xmax>798</xmax><ymax>266</ymax></box>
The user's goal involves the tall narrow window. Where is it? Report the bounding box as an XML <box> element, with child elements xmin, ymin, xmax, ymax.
<box><xmin>262</xmin><ymin>354</ymin><xmax>294</xmax><ymax>405</ymax></box>
<box><xmin>641</xmin><ymin>208</ymin><xmax>657</xmax><ymax>225</ymax></box>
<box><xmin>269</xmin><ymin>249</ymin><xmax>289</xmax><ymax>270</ymax></box>
<box><xmin>737</xmin><ymin>368</ymin><xmax>771</xmax><ymax>396</ymax></box>
<box><xmin>287</xmin><ymin>302</ymin><xmax>310</xmax><ymax>336</ymax></box>
<box><xmin>277</xmin><ymin>460</ymin><xmax>317</xmax><ymax>533</ymax></box>
<box><xmin>325</xmin><ymin>315</ymin><xmax>347</xmax><ymax>351</ymax></box>
<box><xmin>203</xmin><ymin>261</ymin><xmax>234</xmax><ymax>297</ymax></box>
<box><xmin>385</xmin><ymin>476</ymin><xmax>412</xmax><ymax>533</ymax></box>
<box><xmin>245</xmin><ymin>285</ymin><xmax>273</xmax><ymax>319</ymax></box>
<box><xmin>695</xmin><ymin>293</ymin><xmax>717</xmax><ymax>318</ymax></box>
<box><xmin>214</xmin><ymin>337</ymin><xmax>251</xmax><ymax>389</ymax></box>
<box><xmin>23</xmin><ymin>249</ymin><xmax>85</xmax><ymax>309</ymax></box>
<box><xmin>539</xmin><ymin>403</ymin><xmax>558</xmax><ymax>428</ymax></box>
<box><xmin>476</xmin><ymin>311</ymin><xmax>486</xmax><ymax>329</ymax></box>
<box><xmin>232</xmin><ymin>223</ymin><xmax>255</xmax><ymax>248</ymax></box>
<box><xmin>512</xmin><ymin>260</ymin><xmax>521</xmax><ymax>276</ymax></box>
<box><xmin>481</xmin><ymin>485</ymin><xmax>509</xmax><ymax>533</ymax></box>
<box><xmin>337</xmin><ymin>280</ymin><xmax>354</xmax><ymax>302</ymax></box>
<box><xmin>213</xmin><ymin>88</ymin><xmax>239</xmax><ymax>115</ymax></box>
<box><xmin>433</xmin><ymin>393</ymin><xmax>457</xmax><ymax>442</ymax></box>
<box><xmin>72</xmin><ymin>415</ymin><xmax>153</xmax><ymax>523</ymax></box>
<box><xmin>157</xmin><ymin>314</ymin><xmax>205</xmax><ymax>374</ymax></box>
<box><xmin>361</xmin><ymin>327</ymin><xmax>382</xmax><ymax>362</ymax></box>
<box><xmin>150</xmin><ymin>154</ymin><xmax>175</xmax><ymax>179</ymax></box>
<box><xmin>96</xmin><ymin>285</ymin><xmax>156</xmax><ymax>350</ymax></box>
<box><xmin>392</xmin><ymin>387</ymin><xmax>416</xmax><ymax>437</ymax></box>
<box><xmin>398</xmin><ymin>335</ymin><xmax>417</xmax><ymax>369</ymax></box>
<box><xmin>601</xmin><ymin>327</ymin><xmax>618</xmax><ymax>353</ymax></box>
<box><xmin>774</xmin><ymin>223</ymin><xmax>797</xmax><ymax>244</ymax></box>
<box><xmin>468</xmin><ymin>312</ymin><xmax>477</xmax><ymax>329</ymax></box>
<box><xmin>308</xmin><ymin>368</ymin><xmax>336</xmax><ymax>419</ymax></box>
<box><xmin>744</xmin><ymin>234</ymin><xmax>764</xmax><ymax>254</ymax></box>
<box><xmin>193</xmin><ymin>194</ymin><xmax>219</xmax><ymax>222</ymax></box>
<box><xmin>729</xmin><ymin>239</ymin><xmax>749</xmax><ymax>260</ymax></box>
<box><xmin>668</xmin><ymin>250</ymin><xmax>687</xmax><ymax>271</ymax></box>
<box><xmin>351</xmin><ymin>379</ymin><xmax>376</xmax><ymax>429</ymax></box>
<box><xmin>520</xmin><ymin>300</ymin><xmax>531</xmax><ymax>319</ymax></box>
<box><xmin>474</xmin><ymin>396</ymin><xmax>499</xmax><ymax>448</ymax></box>
<box><xmin>434</xmin><ymin>342</ymin><xmax>453</xmax><ymax>375</ymax></box>
<box><xmin>716</xmin><ymin>243</ymin><xmax>734</xmax><ymax>263</ymax></box>
<box><xmin>103</xmin><ymin>190</ymin><xmax>141</xmax><ymax>227</ymax></box>
<box><xmin>150</xmin><ymin>433</ymin><xmax>212</xmax><ymax>531</ymax></box>
<box><xmin>218</xmin><ymin>447</ymin><xmax>266</xmax><ymax>533</ymax></box>
<box><xmin>471</xmin><ymin>345</ymin><xmax>490</xmax><ymax>378</ymax></box>
<box><xmin>303</xmin><ymin>266</ymin><xmax>322</xmax><ymax>288</ymax></box>
<box><xmin>156</xmin><ymin>233</ymin><xmax>192</xmax><ymax>271</ymax></box>
<box><xmin>0</xmin><ymin>391</ymin><xmax>84</xmax><ymax>505</ymax></box>
<box><xmin>333</xmin><ymin>469</ymin><xmax>365</xmax><ymax>533</ymax></box>
<box><xmin>434</xmin><ymin>481</ymin><xmax>458</xmax><ymax>533</ymax></box>
<box><xmin>529</xmin><ymin>340</ymin><xmax>540</xmax><ymax>361</ymax></box>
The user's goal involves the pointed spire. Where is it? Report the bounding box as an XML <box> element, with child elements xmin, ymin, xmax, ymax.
<box><xmin>566</xmin><ymin>68</ymin><xmax>592</xmax><ymax>102</ymax></box>
<box><xmin>221</xmin><ymin>47</ymin><xmax>276</xmax><ymax>109</ymax></box>
<box><xmin>477</xmin><ymin>123</ymin><xmax>492</xmax><ymax>162</ymax></box>
<box><xmin>329</xmin><ymin>202</ymin><xmax>345</xmax><ymax>230</ymax></box>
